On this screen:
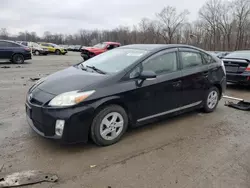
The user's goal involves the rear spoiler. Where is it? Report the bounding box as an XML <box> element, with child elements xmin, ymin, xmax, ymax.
<box><xmin>222</xmin><ymin>58</ymin><xmax>250</xmax><ymax>63</ymax></box>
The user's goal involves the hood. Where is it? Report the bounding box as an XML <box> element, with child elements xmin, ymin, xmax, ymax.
<box><xmin>83</xmin><ymin>47</ymin><xmax>105</xmax><ymax>53</ymax></box>
<box><xmin>36</xmin><ymin>66</ymin><xmax>106</xmax><ymax>95</ymax></box>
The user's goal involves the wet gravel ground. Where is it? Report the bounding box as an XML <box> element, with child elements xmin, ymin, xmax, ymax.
<box><xmin>0</xmin><ymin>52</ymin><xmax>250</xmax><ymax>188</ymax></box>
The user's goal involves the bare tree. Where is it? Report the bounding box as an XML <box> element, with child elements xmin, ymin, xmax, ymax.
<box><xmin>156</xmin><ymin>6</ymin><xmax>189</xmax><ymax>44</ymax></box>
<box><xmin>234</xmin><ymin>0</ymin><xmax>250</xmax><ymax>50</ymax></box>
<box><xmin>0</xmin><ymin>28</ymin><xmax>9</xmax><ymax>39</ymax></box>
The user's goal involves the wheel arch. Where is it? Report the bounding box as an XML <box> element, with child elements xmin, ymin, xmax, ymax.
<box><xmin>92</xmin><ymin>96</ymin><xmax>134</xmax><ymax>126</ymax></box>
<box><xmin>11</xmin><ymin>52</ymin><xmax>24</xmax><ymax>59</ymax></box>
<box><xmin>213</xmin><ymin>83</ymin><xmax>222</xmax><ymax>99</ymax></box>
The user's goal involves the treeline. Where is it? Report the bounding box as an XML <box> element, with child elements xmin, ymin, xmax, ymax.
<box><xmin>1</xmin><ymin>0</ymin><xmax>250</xmax><ymax>51</ymax></box>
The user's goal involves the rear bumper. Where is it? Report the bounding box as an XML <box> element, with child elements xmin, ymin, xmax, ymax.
<box><xmin>24</xmin><ymin>53</ymin><xmax>32</xmax><ymax>60</ymax></box>
<box><xmin>226</xmin><ymin>72</ymin><xmax>250</xmax><ymax>84</ymax></box>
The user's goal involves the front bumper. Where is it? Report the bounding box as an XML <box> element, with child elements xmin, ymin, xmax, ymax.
<box><xmin>226</xmin><ymin>72</ymin><xmax>250</xmax><ymax>85</ymax></box>
<box><xmin>25</xmin><ymin>101</ymin><xmax>95</xmax><ymax>143</ymax></box>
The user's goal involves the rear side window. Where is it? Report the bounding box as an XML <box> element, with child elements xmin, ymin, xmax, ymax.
<box><xmin>143</xmin><ymin>52</ymin><xmax>178</xmax><ymax>75</ymax></box>
<box><xmin>21</xmin><ymin>42</ymin><xmax>28</xmax><ymax>46</ymax></box>
<box><xmin>6</xmin><ymin>42</ymin><xmax>20</xmax><ymax>47</ymax></box>
<box><xmin>180</xmin><ymin>51</ymin><xmax>203</xmax><ymax>69</ymax></box>
<box><xmin>202</xmin><ymin>53</ymin><xmax>216</xmax><ymax>64</ymax></box>
<box><xmin>0</xmin><ymin>41</ymin><xmax>8</xmax><ymax>47</ymax></box>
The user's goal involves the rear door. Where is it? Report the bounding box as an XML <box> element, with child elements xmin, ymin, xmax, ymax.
<box><xmin>179</xmin><ymin>48</ymin><xmax>208</xmax><ymax>107</ymax></box>
<box><xmin>128</xmin><ymin>48</ymin><xmax>183</xmax><ymax>122</ymax></box>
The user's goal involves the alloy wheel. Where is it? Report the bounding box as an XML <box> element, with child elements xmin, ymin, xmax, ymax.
<box><xmin>207</xmin><ymin>90</ymin><xmax>218</xmax><ymax>109</ymax></box>
<box><xmin>100</xmin><ymin>112</ymin><xmax>124</xmax><ymax>141</ymax></box>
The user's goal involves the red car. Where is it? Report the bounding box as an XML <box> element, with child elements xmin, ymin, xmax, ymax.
<box><xmin>81</xmin><ymin>42</ymin><xmax>121</xmax><ymax>60</ymax></box>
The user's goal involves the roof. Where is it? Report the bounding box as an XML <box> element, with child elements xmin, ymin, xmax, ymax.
<box><xmin>119</xmin><ymin>44</ymin><xmax>199</xmax><ymax>51</ymax></box>
<box><xmin>0</xmin><ymin>39</ymin><xmax>16</xmax><ymax>43</ymax></box>
<box><xmin>103</xmin><ymin>42</ymin><xmax>121</xmax><ymax>45</ymax></box>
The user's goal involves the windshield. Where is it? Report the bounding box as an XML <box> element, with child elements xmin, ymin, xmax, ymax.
<box><xmin>224</xmin><ymin>51</ymin><xmax>250</xmax><ymax>59</ymax></box>
<box><xmin>93</xmin><ymin>43</ymin><xmax>107</xmax><ymax>49</ymax></box>
<box><xmin>80</xmin><ymin>48</ymin><xmax>148</xmax><ymax>73</ymax></box>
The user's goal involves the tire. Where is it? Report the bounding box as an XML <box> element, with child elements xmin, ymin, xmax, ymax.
<box><xmin>91</xmin><ymin>105</ymin><xmax>128</xmax><ymax>146</ymax></box>
<box><xmin>34</xmin><ymin>50</ymin><xmax>40</xmax><ymax>55</ymax></box>
<box><xmin>203</xmin><ymin>87</ymin><xmax>220</xmax><ymax>113</ymax></box>
<box><xmin>55</xmin><ymin>49</ymin><xmax>61</xmax><ymax>55</ymax></box>
<box><xmin>12</xmin><ymin>54</ymin><xmax>24</xmax><ymax>64</ymax></box>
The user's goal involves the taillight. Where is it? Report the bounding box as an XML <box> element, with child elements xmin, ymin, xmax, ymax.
<box><xmin>24</xmin><ymin>47</ymin><xmax>30</xmax><ymax>51</ymax></box>
<box><xmin>246</xmin><ymin>64</ymin><xmax>250</xmax><ymax>71</ymax></box>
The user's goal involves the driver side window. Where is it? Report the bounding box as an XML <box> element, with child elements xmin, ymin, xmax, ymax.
<box><xmin>143</xmin><ymin>52</ymin><xmax>178</xmax><ymax>75</ymax></box>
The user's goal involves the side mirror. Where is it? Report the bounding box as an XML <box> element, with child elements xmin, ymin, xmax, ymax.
<box><xmin>139</xmin><ymin>71</ymin><xmax>156</xmax><ymax>80</ymax></box>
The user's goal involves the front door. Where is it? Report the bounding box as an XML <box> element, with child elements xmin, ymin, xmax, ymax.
<box><xmin>129</xmin><ymin>48</ymin><xmax>183</xmax><ymax>122</ymax></box>
<box><xmin>0</xmin><ymin>41</ymin><xmax>11</xmax><ymax>59</ymax></box>
<box><xmin>178</xmin><ymin>48</ymin><xmax>208</xmax><ymax>107</ymax></box>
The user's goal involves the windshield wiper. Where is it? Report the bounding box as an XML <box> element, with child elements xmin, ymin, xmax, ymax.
<box><xmin>78</xmin><ymin>64</ymin><xmax>87</xmax><ymax>71</ymax></box>
<box><xmin>86</xmin><ymin>65</ymin><xmax>106</xmax><ymax>74</ymax></box>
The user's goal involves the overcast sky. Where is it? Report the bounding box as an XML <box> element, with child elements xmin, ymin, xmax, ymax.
<box><xmin>0</xmin><ymin>0</ymin><xmax>207</xmax><ymax>36</ymax></box>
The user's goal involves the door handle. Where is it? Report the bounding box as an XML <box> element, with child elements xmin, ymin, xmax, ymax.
<box><xmin>172</xmin><ymin>80</ymin><xmax>182</xmax><ymax>87</ymax></box>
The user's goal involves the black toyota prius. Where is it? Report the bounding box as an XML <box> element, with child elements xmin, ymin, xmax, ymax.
<box><xmin>26</xmin><ymin>44</ymin><xmax>226</xmax><ymax>146</ymax></box>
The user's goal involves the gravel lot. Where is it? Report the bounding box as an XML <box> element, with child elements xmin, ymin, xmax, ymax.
<box><xmin>0</xmin><ymin>52</ymin><xmax>250</xmax><ymax>188</ymax></box>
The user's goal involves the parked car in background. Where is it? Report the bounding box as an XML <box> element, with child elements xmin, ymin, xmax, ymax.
<box><xmin>0</xmin><ymin>40</ymin><xmax>31</xmax><ymax>64</ymax></box>
<box><xmin>16</xmin><ymin>41</ymin><xmax>48</xmax><ymax>55</ymax></box>
<box><xmin>81</xmin><ymin>42</ymin><xmax>121</xmax><ymax>61</ymax></box>
<box><xmin>67</xmin><ymin>45</ymin><xmax>75</xmax><ymax>51</ymax></box>
<box><xmin>223</xmin><ymin>51</ymin><xmax>250</xmax><ymax>85</ymax></box>
<box><xmin>216</xmin><ymin>51</ymin><xmax>231</xmax><ymax>59</ymax></box>
<box><xmin>26</xmin><ymin>44</ymin><xmax>226</xmax><ymax>146</ymax></box>
<box><xmin>38</xmin><ymin>42</ymin><xmax>67</xmax><ymax>55</ymax></box>
<box><xmin>207</xmin><ymin>51</ymin><xmax>231</xmax><ymax>59</ymax></box>
<box><xmin>72</xmin><ymin>45</ymin><xmax>82</xmax><ymax>52</ymax></box>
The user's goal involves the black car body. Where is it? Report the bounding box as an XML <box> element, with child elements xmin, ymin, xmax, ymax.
<box><xmin>0</xmin><ymin>40</ymin><xmax>32</xmax><ymax>64</ymax></box>
<box><xmin>25</xmin><ymin>44</ymin><xmax>226</xmax><ymax>146</ymax></box>
<box><xmin>223</xmin><ymin>51</ymin><xmax>250</xmax><ymax>85</ymax></box>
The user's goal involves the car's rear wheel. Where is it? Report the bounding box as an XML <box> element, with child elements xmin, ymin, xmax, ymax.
<box><xmin>91</xmin><ymin>105</ymin><xmax>128</xmax><ymax>146</ymax></box>
<box><xmin>203</xmin><ymin>87</ymin><xmax>219</xmax><ymax>113</ymax></box>
<box><xmin>12</xmin><ymin>54</ymin><xmax>24</xmax><ymax>64</ymax></box>
<box><xmin>55</xmin><ymin>49</ymin><xmax>61</xmax><ymax>55</ymax></box>
<box><xmin>34</xmin><ymin>50</ymin><xmax>40</xmax><ymax>55</ymax></box>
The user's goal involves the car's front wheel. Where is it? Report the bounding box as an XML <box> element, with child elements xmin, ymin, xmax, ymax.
<box><xmin>55</xmin><ymin>49</ymin><xmax>61</xmax><ymax>55</ymax></box>
<box><xmin>203</xmin><ymin>87</ymin><xmax>220</xmax><ymax>113</ymax></box>
<box><xmin>91</xmin><ymin>105</ymin><xmax>128</xmax><ymax>146</ymax></box>
<box><xmin>12</xmin><ymin>54</ymin><xmax>24</xmax><ymax>64</ymax></box>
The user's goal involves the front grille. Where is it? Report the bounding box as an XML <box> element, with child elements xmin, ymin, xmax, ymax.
<box><xmin>33</xmin><ymin>120</ymin><xmax>44</xmax><ymax>133</ymax></box>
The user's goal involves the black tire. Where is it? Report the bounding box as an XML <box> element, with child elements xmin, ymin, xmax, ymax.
<box><xmin>55</xmin><ymin>49</ymin><xmax>61</xmax><ymax>55</ymax></box>
<box><xmin>12</xmin><ymin>54</ymin><xmax>24</xmax><ymax>64</ymax></box>
<box><xmin>91</xmin><ymin>105</ymin><xmax>128</xmax><ymax>146</ymax></box>
<box><xmin>203</xmin><ymin>87</ymin><xmax>220</xmax><ymax>113</ymax></box>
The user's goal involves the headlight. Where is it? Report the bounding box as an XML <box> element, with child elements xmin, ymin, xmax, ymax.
<box><xmin>48</xmin><ymin>90</ymin><xmax>95</xmax><ymax>107</ymax></box>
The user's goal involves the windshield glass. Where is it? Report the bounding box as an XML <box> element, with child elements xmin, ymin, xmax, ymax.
<box><xmin>80</xmin><ymin>48</ymin><xmax>148</xmax><ymax>73</ymax></box>
<box><xmin>93</xmin><ymin>43</ymin><xmax>107</xmax><ymax>49</ymax></box>
<box><xmin>224</xmin><ymin>51</ymin><xmax>250</xmax><ymax>59</ymax></box>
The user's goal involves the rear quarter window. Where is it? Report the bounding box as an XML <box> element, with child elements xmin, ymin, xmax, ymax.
<box><xmin>202</xmin><ymin>52</ymin><xmax>217</xmax><ymax>64</ymax></box>
<box><xmin>180</xmin><ymin>51</ymin><xmax>203</xmax><ymax>69</ymax></box>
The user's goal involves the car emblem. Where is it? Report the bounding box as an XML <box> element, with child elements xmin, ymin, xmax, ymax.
<box><xmin>228</xmin><ymin>62</ymin><xmax>231</xmax><ymax>64</ymax></box>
